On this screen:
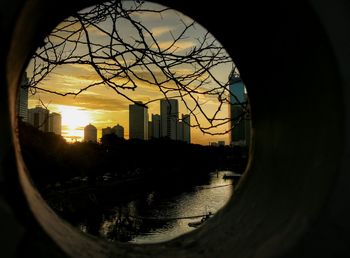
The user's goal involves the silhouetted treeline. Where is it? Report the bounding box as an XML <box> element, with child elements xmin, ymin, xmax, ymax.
<box><xmin>101</xmin><ymin>133</ymin><xmax>247</xmax><ymax>180</ymax></box>
<box><xmin>18</xmin><ymin>121</ymin><xmax>248</xmax><ymax>190</ymax></box>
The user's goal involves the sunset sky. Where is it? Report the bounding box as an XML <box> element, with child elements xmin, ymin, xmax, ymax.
<box><xmin>26</xmin><ymin>1</ymin><xmax>234</xmax><ymax>145</ymax></box>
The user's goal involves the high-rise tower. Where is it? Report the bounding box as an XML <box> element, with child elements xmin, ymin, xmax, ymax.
<box><xmin>16</xmin><ymin>73</ymin><xmax>29</xmax><ymax>122</ymax></box>
<box><xmin>229</xmin><ymin>73</ymin><xmax>249</xmax><ymax>146</ymax></box>
<box><xmin>49</xmin><ymin>112</ymin><xmax>62</xmax><ymax>135</ymax></box>
<box><xmin>160</xmin><ymin>99</ymin><xmax>178</xmax><ymax>140</ymax></box>
<box><xmin>129</xmin><ymin>102</ymin><xmax>148</xmax><ymax>140</ymax></box>
<box><xmin>28</xmin><ymin>106</ymin><xmax>49</xmax><ymax>132</ymax></box>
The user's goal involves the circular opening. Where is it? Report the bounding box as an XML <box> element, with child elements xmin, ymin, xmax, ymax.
<box><xmin>7</xmin><ymin>0</ymin><xmax>346</xmax><ymax>257</ymax></box>
<box><xmin>17</xmin><ymin>0</ymin><xmax>251</xmax><ymax>244</ymax></box>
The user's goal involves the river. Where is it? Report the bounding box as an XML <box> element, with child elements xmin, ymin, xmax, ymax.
<box><xmin>65</xmin><ymin>170</ymin><xmax>235</xmax><ymax>243</ymax></box>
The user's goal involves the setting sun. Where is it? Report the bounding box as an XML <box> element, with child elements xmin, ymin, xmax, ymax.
<box><xmin>16</xmin><ymin>0</ymin><xmax>251</xmax><ymax>247</ymax></box>
<box><xmin>57</xmin><ymin>105</ymin><xmax>91</xmax><ymax>141</ymax></box>
<box><xmin>25</xmin><ymin>0</ymin><xmax>233</xmax><ymax>145</ymax></box>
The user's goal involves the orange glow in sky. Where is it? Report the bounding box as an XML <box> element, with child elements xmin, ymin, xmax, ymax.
<box><xmin>26</xmin><ymin>2</ymin><xmax>233</xmax><ymax>145</ymax></box>
<box><xmin>58</xmin><ymin>105</ymin><xmax>91</xmax><ymax>142</ymax></box>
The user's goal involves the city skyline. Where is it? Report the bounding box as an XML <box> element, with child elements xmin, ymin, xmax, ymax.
<box><xmin>20</xmin><ymin>74</ymin><xmax>248</xmax><ymax>146</ymax></box>
<box><xmin>26</xmin><ymin>97</ymin><xmax>228</xmax><ymax>145</ymax></box>
<box><xmin>27</xmin><ymin>105</ymin><xmax>62</xmax><ymax>135</ymax></box>
<box><xmin>25</xmin><ymin>1</ymin><xmax>232</xmax><ymax>146</ymax></box>
<box><xmin>85</xmin><ymin>98</ymin><xmax>191</xmax><ymax>143</ymax></box>
<box><xmin>126</xmin><ymin>99</ymin><xmax>191</xmax><ymax>143</ymax></box>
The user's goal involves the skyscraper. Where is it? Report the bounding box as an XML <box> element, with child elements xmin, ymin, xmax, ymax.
<box><xmin>129</xmin><ymin>102</ymin><xmax>148</xmax><ymax>140</ymax></box>
<box><xmin>175</xmin><ymin>114</ymin><xmax>191</xmax><ymax>143</ymax></box>
<box><xmin>160</xmin><ymin>99</ymin><xmax>178</xmax><ymax>140</ymax></box>
<box><xmin>229</xmin><ymin>73</ymin><xmax>245</xmax><ymax>105</ymax></box>
<box><xmin>148</xmin><ymin>121</ymin><xmax>152</xmax><ymax>140</ymax></box>
<box><xmin>84</xmin><ymin>124</ymin><xmax>97</xmax><ymax>142</ymax></box>
<box><xmin>49</xmin><ymin>112</ymin><xmax>62</xmax><ymax>135</ymax></box>
<box><xmin>243</xmin><ymin>93</ymin><xmax>252</xmax><ymax>147</ymax></box>
<box><xmin>182</xmin><ymin>114</ymin><xmax>191</xmax><ymax>144</ymax></box>
<box><xmin>16</xmin><ymin>72</ymin><xmax>28</xmax><ymax>122</ymax></box>
<box><xmin>151</xmin><ymin>114</ymin><xmax>161</xmax><ymax>139</ymax></box>
<box><xmin>229</xmin><ymin>73</ymin><xmax>250</xmax><ymax>146</ymax></box>
<box><xmin>177</xmin><ymin>121</ymin><xmax>183</xmax><ymax>141</ymax></box>
<box><xmin>28</xmin><ymin>106</ymin><xmax>49</xmax><ymax>132</ymax></box>
<box><xmin>230</xmin><ymin>105</ymin><xmax>246</xmax><ymax>145</ymax></box>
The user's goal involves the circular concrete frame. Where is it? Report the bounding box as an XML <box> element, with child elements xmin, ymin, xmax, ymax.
<box><xmin>2</xmin><ymin>0</ymin><xmax>350</xmax><ymax>257</ymax></box>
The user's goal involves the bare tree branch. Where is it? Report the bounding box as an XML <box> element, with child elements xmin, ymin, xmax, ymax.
<box><xmin>27</xmin><ymin>0</ymin><xmax>249</xmax><ymax>135</ymax></box>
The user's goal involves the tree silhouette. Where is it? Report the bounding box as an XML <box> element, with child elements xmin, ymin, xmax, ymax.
<box><xmin>27</xmin><ymin>0</ymin><xmax>249</xmax><ymax>135</ymax></box>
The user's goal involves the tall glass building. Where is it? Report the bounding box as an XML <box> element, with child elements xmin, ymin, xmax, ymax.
<box><xmin>151</xmin><ymin>114</ymin><xmax>161</xmax><ymax>139</ymax></box>
<box><xmin>129</xmin><ymin>102</ymin><xmax>148</xmax><ymax>140</ymax></box>
<box><xmin>229</xmin><ymin>73</ymin><xmax>249</xmax><ymax>146</ymax></box>
<box><xmin>229</xmin><ymin>74</ymin><xmax>245</xmax><ymax>105</ymax></box>
<box><xmin>28</xmin><ymin>106</ymin><xmax>49</xmax><ymax>132</ymax></box>
<box><xmin>16</xmin><ymin>72</ymin><xmax>29</xmax><ymax>122</ymax></box>
<box><xmin>160</xmin><ymin>99</ymin><xmax>178</xmax><ymax>140</ymax></box>
<box><xmin>49</xmin><ymin>112</ymin><xmax>62</xmax><ymax>135</ymax></box>
<box><xmin>182</xmin><ymin>114</ymin><xmax>191</xmax><ymax>143</ymax></box>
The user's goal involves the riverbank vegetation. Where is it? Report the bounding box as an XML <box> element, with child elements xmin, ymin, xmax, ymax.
<box><xmin>18</xmin><ymin>121</ymin><xmax>248</xmax><ymax>192</ymax></box>
<box><xmin>18</xmin><ymin>121</ymin><xmax>247</xmax><ymax>242</ymax></box>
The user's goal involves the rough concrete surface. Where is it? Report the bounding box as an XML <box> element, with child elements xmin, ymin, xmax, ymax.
<box><xmin>1</xmin><ymin>0</ymin><xmax>350</xmax><ymax>257</ymax></box>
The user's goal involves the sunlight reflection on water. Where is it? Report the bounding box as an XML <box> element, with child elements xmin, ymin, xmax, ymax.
<box><xmin>128</xmin><ymin>170</ymin><xmax>234</xmax><ymax>243</ymax></box>
<box><xmin>78</xmin><ymin>170</ymin><xmax>235</xmax><ymax>243</ymax></box>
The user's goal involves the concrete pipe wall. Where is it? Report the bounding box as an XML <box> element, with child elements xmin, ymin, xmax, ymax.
<box><xmin>1</xmin><ymin>0</ymin><xmax>350</xmax><ymax>257</ymax></box>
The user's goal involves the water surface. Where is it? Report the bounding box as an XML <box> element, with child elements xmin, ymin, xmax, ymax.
<box><xmin>67</xmin><ymin>170</ymin><xmax>235</xmax><ymax>243</ymax></box>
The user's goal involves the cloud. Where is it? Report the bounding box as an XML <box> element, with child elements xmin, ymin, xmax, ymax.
<box><xmin>75</xmin><ymin>126</ymin><xmax>85</xmax><ymax>130</ymax></box>
<box><xmin>129</xmin><ymin>9</ymin><xmax>166</xmax><ymax>23</ymax></box>
<box><xmin>62</xmin><ymin>124</ymin><xmax>70</xmax><ymax>130</ymax></box>
<box><xmin>73</xmin><ymin>95</ymin><xmax>129</xmax><ymax>111</ymax></box>
<box><xmin>151</xmin><ymin>40</ymin><xmax>196</xmax><ymax>52</ymax></box>
<box><xmin>51</xmin><ymin>64</ymin><xmax>96</xmax><ymax>80</ymax></box>
<box><xmin>87</xmin><ymin>25</ymin><xmax>108</xmax><ymax>37</ymax></box>
<box><xmin>150</xmin><ymin>26</ymin><xmax>174</xmax><ymax>37</ymax></box>
<box><xmin>25</xmin><ymin>2</ymin><xmax>233</xmax><ymax>145</ymax></box>
<box><xmin>29</xmin><ymin>91</ymin><xmax>129</xmax><ymax>112</ymax></box>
